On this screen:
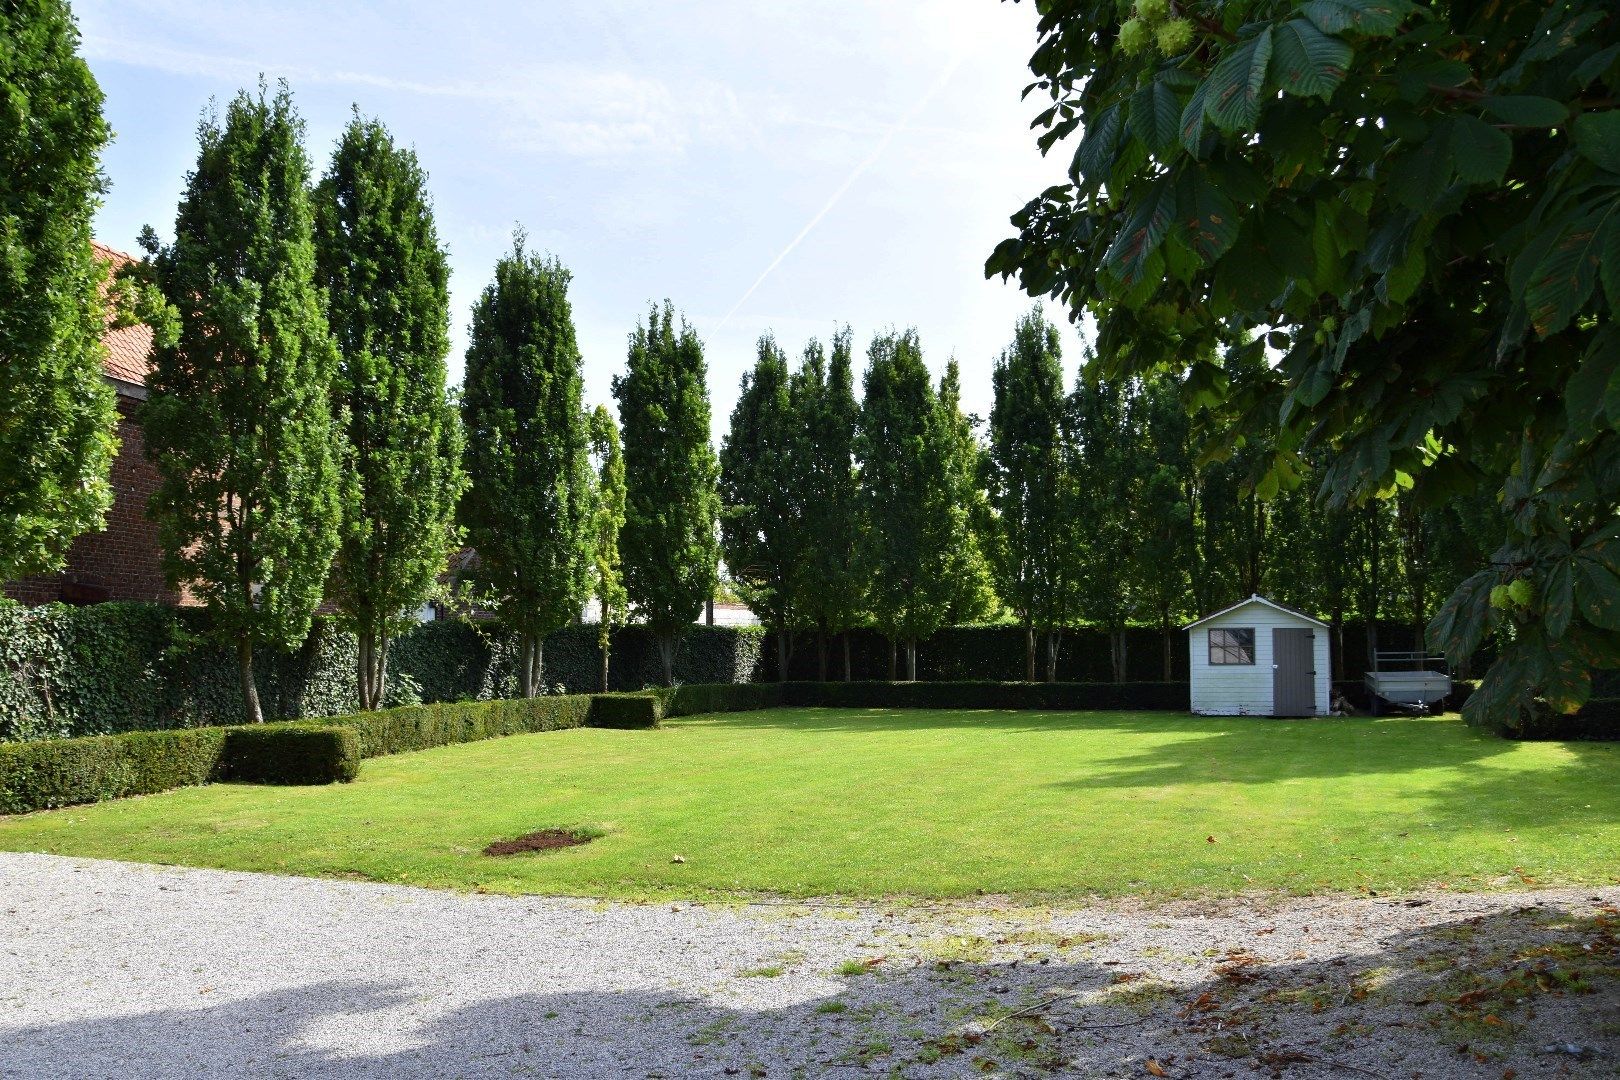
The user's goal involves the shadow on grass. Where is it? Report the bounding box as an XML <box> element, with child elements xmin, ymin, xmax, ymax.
<box><xmin>5</xmin><ymin>900</ymin><xmax>1616</xmax><ymax>1078</ymax></box>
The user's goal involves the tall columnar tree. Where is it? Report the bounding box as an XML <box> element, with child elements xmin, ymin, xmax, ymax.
<box><xmin>792</xmin><ymin>328</ymin><xmax>865</xmax><ymax>680</ymax></box>
<box><xmin>1133</xmin><ymin>372</ymin><xmax>1195</xmax><ymax>678</ymax></box>
<box><xmin>614</xmin><ymin>302</ymin><xmax>721</xmax><ymax>684</ymax></box>
<box><xmin>987</xmin><ymin>308</ymin><xmax>1068</xmax><ymax>679</ymax></box>
<box><xmin>0</xmin><ymin>0</ymin><xmax>119</xmax><ymax>581</ymax></box>
<box><xmin>460</xmin><ymin>237</ymin><xmax>593</xmax><ymax>698</ymax></box>
<box><xmin>142</xmin><ymin>83</ymin><xmax>342</xmax><ymax>724</ymax></box>
<box><xmin>856</xmin><ymin>329</ymin><xmax>957</xmax><ymax>680</ymax></box>
<box><xmin>720</xmin><ymin>334</ymin><xmax>802</xmax><ymax>678</ymax></box>
<box><xmin>313</xmin><ymin>112</ymin><xmax>464</xmax><ymax>711</ymax></box>
<box><xmin>587</xmin><ymin>404</ymin><xmax>627</xmax><ymax>692</ymax></box>
<box><xmin>933</xmin><ymin>360</ymin><xmax>999</xmax><ymax>625</ymax></box>
<box><xmin>1064</xmin><ymin>363</ymin><xmax>1142</xmax><ymax>682</ymax></box>
<box><xmin>989</xmin><ymin>0</ymin><xmax>1620</xmax><ymax>730</ymax></box>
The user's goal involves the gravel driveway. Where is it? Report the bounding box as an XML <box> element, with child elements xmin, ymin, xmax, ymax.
<box><xmin>1</xmin><ymin>852</ymin><xmax>1615</xmax><ymax>1079</ymax></box>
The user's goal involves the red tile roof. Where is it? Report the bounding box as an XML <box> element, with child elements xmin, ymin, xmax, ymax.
<box><xmin>91</xmin><ymin>242</ymin><xmax>153</xmax><ymax>389</ymax></box>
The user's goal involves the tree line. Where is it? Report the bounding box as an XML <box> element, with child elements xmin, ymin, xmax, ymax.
<box><xmin>719</xmin><ymin>309</ymin><xmax>1495</xmax><ymax>684</ymax></box>
<box><xmin>3</xmin><ymin>3</ymin><xmax>1532</xmax><ymax>726</ymax></box>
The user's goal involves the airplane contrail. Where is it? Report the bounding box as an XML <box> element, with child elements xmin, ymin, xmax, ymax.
<box><xmin>715</xmin><ymin>50</ymin><xmax>968</xmax><ymax>332</ymax></box>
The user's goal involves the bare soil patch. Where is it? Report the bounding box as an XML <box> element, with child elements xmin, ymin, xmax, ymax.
<box><xmin>482</xmin><ymin>829</ymin><xmax>596</xmax><ymax>856</ymax></box>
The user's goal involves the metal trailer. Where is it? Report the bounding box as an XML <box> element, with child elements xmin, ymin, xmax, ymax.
<box><xmin>1364</xmin><ymin>650</ymin><xmax>1453</xmax><ymax>714</ymax></box>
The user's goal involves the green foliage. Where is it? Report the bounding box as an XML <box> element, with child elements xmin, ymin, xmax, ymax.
<box><xmin>614</xmin><ymin>302</ymin><xmax>721</xmax><ymax>682</ymax></box>
<box><xmin>218</xmin><ymin>723</ymin><xmax>358</xmax><ymax>785</ymax></box>
<box><xmin>334</xmin><ymin>695</ymin><xmax>593</xmax><ymax>757</ymax></box>
<box><xmin>0</xmin><ymin>727</ymin><xmax>228</xmax><ymax>814</ymax></box>
<box><xmin>0</xmin><ymin>0</ymin><xmax>118</xmax><ymax>579</ymax></box>
<box><xmin>0</xmin><ymin>598</ymin><xmax>766</xmax><ymax>742</ymax></box>
<box><xmin>933</xmin><ymin>361</ymin><xmax>999</xmax><ymax>624</ymax></box>
<box><xmin>313</xmin><ymin>111</ymin><xmax>465</xmax><ymax>711</ymax></box>
<box><xmin>460</xmin><ymin>236</ymin><xmax>594</xmax><ymax>697</ymax></box>
<box><xmin>141</xmin><ymin>82</ymin><xmax>342</xmax><ymax>723</ymax></box>
<box><xmin>791</xmin><ymin>329</ymin><xmax>865</xmax><ymax>671</ymax></box>
<box><xmin>988</xmin><ymin>308</ymin><xmax>1069</xmax><ymax>678</ymax></box>
<box><xmin>780</xmin><ymin>680</ymin><xmax>1189</xmax><ymax>712</ymax></box>
<box><xmin>587</xmin><ymin>405</ymin><xmax>628</xmax><ymax>691</ymax></box>
<box><xmin>720</xmin><ymin>335</ymin><xmax>802</xmax><ymax>659</ymax></box>
<box><xmin>855</xmin><ymin>330</ymin><xmax>964</xmax><ymax>676</ymax></box>
<box><xmin>652</xmin><ymin>681</ymin><xmax>786</xmax><ymax>718</ymax></box>
<box><xmin>587</xmin><ymin>693</ymin><xmax>663</xmax><ymax>729</ymax></box>
<box><xmin>991</xmin><ymin>0</ymin><xmax>1620</xmax><ymax>732</ymax></box>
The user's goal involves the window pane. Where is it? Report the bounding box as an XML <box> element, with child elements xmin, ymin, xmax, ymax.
<box><xmin>1209</xmin><ymin>628</ymin><xmax>1254</xmax><ymax>665</ymax></box>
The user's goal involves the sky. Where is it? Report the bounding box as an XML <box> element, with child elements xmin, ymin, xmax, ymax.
<box><xmin>76</xmin><ymin>0</ymin><xmax>1073</xmax><ymax>437</ymax></box>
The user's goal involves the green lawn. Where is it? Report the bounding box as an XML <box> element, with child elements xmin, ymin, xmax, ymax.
<box><xmin>1</xmin><ymin>708</ymin><xmax>1616</xmax><ymax>901</ymax></box>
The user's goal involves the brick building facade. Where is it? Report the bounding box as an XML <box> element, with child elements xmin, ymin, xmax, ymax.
<box><xmin>3</xmin><ymin>244</ymin><xmax>180</xmax><ymax>608</ymax></box>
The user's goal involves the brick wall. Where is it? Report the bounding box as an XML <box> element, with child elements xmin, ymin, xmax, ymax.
<box><xmin>4</xmin><ymin>395</ymin><xmax>181</xmax><ymax>607</ymax></box>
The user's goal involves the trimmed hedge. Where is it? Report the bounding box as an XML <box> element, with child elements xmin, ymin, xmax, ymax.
<box><xmin>338</xmin><ymin>695</ymin><xmax>595</xmax><ymax>757</ymax></box>
<box><xmin>220</xmin><ymin>725</ymin><xmax>359</xmax><ymax>785</ymax></box>
<box><xmin>0</xmin><ymin>727</ymin><xmax>228</xmax><ymax>814</ymax></box>
<box><xmin>654</xmin><ymin>681</ymin><xmax>786</xmax><ymax>718</ymax></box>
<box><xmin>0</xmin><ymin>598</ymin><xmax>767</xmax><ymax>742</ymax></box>
<box><xmin>588</xmin><ymin>693</ymin><xmax>664</xmax><ymax>729</ymax></box>
<box><xmin>779</xmin><ymin>680</ymin><xmax>1189</xmax><ymax>712</ymax></box>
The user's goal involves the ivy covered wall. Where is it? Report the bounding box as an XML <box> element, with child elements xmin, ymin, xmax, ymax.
<box><xmin>0</xmin><ymin>599</ymin><xmax>765</xmax><ymax>742</ymax></box>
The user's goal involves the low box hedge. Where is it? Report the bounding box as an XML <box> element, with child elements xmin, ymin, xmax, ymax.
<box><xmin>337</xmin><ymin>695</ymin><xmax>594</xmax><ymax>757</ymax></box>
<box><xmin>654</xmin><ymin>682</ymin><xmax>785</xmax><ymax>718</ymax></box>
<box><xmin>0</xmin><ymin>727</ymin><xmax>229</xmax><ymax>814</ymax></box>
<box><xmin>779</xmin><ymin>680</ymin><xmax>1189</xmax><ymax>712</ymax></box>
<box><xmin>588</xmin><ymin>693</ymin><xmax>663</xmax><ymax>729</ymax></box>
<box><xmin>219</xmin><ymin>724</ymin><xmax>360</xmax><ymax>785</ymax></box>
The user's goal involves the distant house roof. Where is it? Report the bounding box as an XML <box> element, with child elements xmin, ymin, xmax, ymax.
<box><xmin>92</xmin><ymin>241</ymin><xmax>153</xmax><ymax>392</ymax></box>
<box><xmin>1182</xmin><ymin>593</ymin><xmax>1329</xmax><ymax>631</ymax></box>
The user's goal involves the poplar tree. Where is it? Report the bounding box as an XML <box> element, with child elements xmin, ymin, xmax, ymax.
<box><xmin>987</xmin><ymin>309</ymin><xmax>1067</xmax><ymax>679</ymax></box>
<box><xmin>588</xmin><ymin>404</ymin><xmax>628</xmax><ymax>692</ymax></box>
<box><xmin>314</xmin><ymin>112</ymin><xmax>464</xmax><ymax>710</ymax></box>
<box><xmin>856</xmin><ymin>330</ymin><xmax>955</xmax><ymax>680</ymax></box>
<box><xmin>460</xmin><ymin>237</ymin><xmax>593</xmax><ymax>698</ymax></box>
<box><xmin>143</xmin><ymin>83</ymin><xmax>342</xmax><ymax>723</ymax></box>
<box><xmin>933</xmin><ymin>361</ymin><xmax>999</xmax><ymax>624</ymax></box>
<box><xmin>720</xmin><ymin>335</ymin><xmax>801</xmax><ymax>679</ymax></box>
<box><xmin>0</xmin><ymin>0</ymin><xmax>119</xmax><ymax>580</ymax></box>
<box><xmin>1065</xmin><ymin>365</ymin><xmax>1141</xmax><ymax>682</ymax></box>
<box><xmin>792</xmin><ymin>329</ymin><xmax>864</xmax><ymax>679</ymax></box>
<box><xmin>614</xmin><ymin>302</ymin><xmax>720</xmax><ymax>684</ymax></box>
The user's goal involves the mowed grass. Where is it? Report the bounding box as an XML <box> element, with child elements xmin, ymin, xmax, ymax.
<box><xmin>1</xmin><ymin>708</ymin><xmax>1616</xmax><ymax>901</ymax></box>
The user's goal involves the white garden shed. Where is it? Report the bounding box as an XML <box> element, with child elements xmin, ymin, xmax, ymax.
<box><xmin>1185</xmin><ymin>595</ymin><xmax>1330</xmax><ymax>717</ymax></box>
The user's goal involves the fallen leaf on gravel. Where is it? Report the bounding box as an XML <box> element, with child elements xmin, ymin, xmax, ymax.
<box><xmin>1145</xmin><ymin>1060</ymin><xmax>1168</xmax><ymax>1077</ymax></box>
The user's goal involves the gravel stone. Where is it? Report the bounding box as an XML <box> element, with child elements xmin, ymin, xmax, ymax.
<box><xmin>1</xmin><ymin>852</ymin><xmax>1615</xmax><ymax>1078</ymax></box>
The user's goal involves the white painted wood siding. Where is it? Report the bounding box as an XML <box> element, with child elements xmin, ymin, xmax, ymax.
<box><xmin>1188</xmin><ymin>601</ymin><xmax>1330</xmax><ymax>716</ymax></box>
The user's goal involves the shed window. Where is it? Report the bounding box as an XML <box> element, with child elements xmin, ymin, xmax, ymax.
<box><xmin>1208</xmin><ymin>628</ymin><xmax>1255</xmax><ymax>665</ymax></box>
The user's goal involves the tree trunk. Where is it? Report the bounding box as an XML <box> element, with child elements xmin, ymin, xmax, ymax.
<box><xmin>905</xmin><ymin>639</ymin><xmax>918</xmax><ymax>682</ymax></box>
<box><xmin>237</xmin><ymin>636</ymin><xmax>263</xmax><ymax>724</ymax></box>
<box><xmin>1024</xmin><ymin>616</ymin><xmax>1036</xmax><ymax>682</ymax></box>
<box><xmin>599</xmin><ymin>632</ymin><xmax>611</xmax><ymax>692</ymax></box>
<box><xmin>1044</xmin><ymin>628</ymin><xmax>1061</xmax><ymax>683</ymax></box>
<box><xmin>658</xmin><ymin>629</ymin><xmax>675</xmax><ymax>686</ymax></box>
<box><xmin>888</xmin><ymin>639</ymin><xmax>897</xmax><ymax>681</ymax></box>
<box><xmin>358</xmin><ymin>629</ymin><xmax>390</xmax><ymax>711</ymax></box>
<box><xmin>1110</xmin><ymin>628</ymin><xmax>1128</xmax><ymax>683</ymax></box>
<box><xmin>843</xmin><ymin>633</ymin><xmax>852</xmax><ymax>681</ymax></box>
<box><xmin>518</xmin><ymin>634</ymin><xmax>542</xmax><ymax>698</ymax></box>
<box><xmin>1331</xmin><ymin>610</ymin><xmax>1345</xmax><ymax>681</ymax></box>
<box><xmin>1161</xmin><ymin>613</ymin><xmax>1173</xmax><ymax>681</ymax></box>
<box><xmin>776</xmin><ymin>628</ymin><xmax>790</xmax><ymax>683</ymax></box>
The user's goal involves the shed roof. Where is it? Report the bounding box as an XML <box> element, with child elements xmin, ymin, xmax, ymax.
<box><xmin>1182</xmin><ymin>594</ymin><xmax>1328</xmax><ymax>631</ymax></box>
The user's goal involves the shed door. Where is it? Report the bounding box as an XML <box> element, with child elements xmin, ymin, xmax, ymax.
<box><xmin>1272</xmin><ymin>628</ymin><xmax>1315</xmax><ymax>716</ymax></box>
